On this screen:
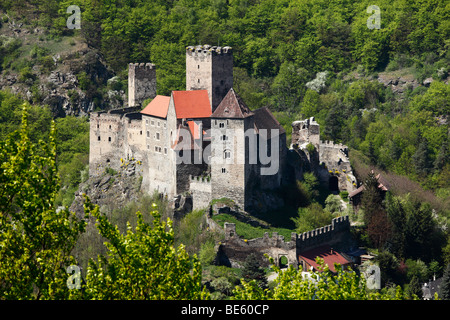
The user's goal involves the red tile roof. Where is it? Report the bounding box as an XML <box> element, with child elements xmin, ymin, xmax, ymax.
<box><xmin>299</xmin><ymin>245</ymin><xmax>351</xmax><ymax>273</ymax></box>
<box><xmin>140</xmin><ymin>95</ymin><xmax>170</xmax><ymax>118</ymax></box>
<box><xmin>171</xmin><ymin>123</ymin><xmax>202</xmax><ymax>151</ymax></box>
<box><xmin>187</xmin><ymin>121</ymin><xmax>206</xmax><ymax>140</ymax></box>
<box><xmin>348</xmin><ymin>172</ymin><xmax>390</xmax><ymax>198</ymax></box>
<box><xmin>172</xmin><ymin>90</ymin><xmax>211</xmax><ymax>119</ymax></box>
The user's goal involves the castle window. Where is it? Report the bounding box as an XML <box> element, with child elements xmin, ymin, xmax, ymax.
<box><xmin>109</xmin><ymin>125</ymin><xmax>111</xmax><ymax>129</ymax></box>
<box><xmin>97</xmin><ymin>136</ymin><xmax>101</xmax><ymax>141</ymax></box>
<box><xmin>108</xmin><ymin>137</ymin><xmax>111</xmax><ymax>142</ymax></box>
<box><xmin>147</xmin><ymin>131</ymin><xmax>150</xmax><ymax>137</ymax></box>
<box><xmin>221</xmin><ymin>168</ymin><xmax>226</xmax><ymax>173</ymax></box>
<box><xmin>147</xmin><ymin>145</ymin><xmax>150</xmax><ymax>150</ymax></box>
<box><xmin>97</xmin><ymin>124</ymin><xmax>99</xmax><ymax>129</ymax></box>
<box><xmin>221</xmin><ymin>135</ymin><xmax>228</xmax><ymax>141</ymax></box>
<box><xmin>146</xmin><ymin>119</ymin><xmax>149</xmax><ymax>125</ymax></box>
<box><xmin>140</xmin><ymin>131</ymin><xmax>142</xmax><ymax>135</ymax></box>
<box><xmin>198</xmin><ymin>79</ymin><xmax>200</xmax><ymax>83</ymax></box>
<box><xmin>224</xmin><ymin>150</ymin><xmax>231</xmax><ymax>159</ymax></box>
<box><xmin>219</xmin><ymin>122</ymin><xmax>225</xmax><ymax>128</ymax></box>
<box><xmin>151</xmin><ymin>120</ymin><xmax>154</xmax><ymax>126</ymax></box>
<box><xmin>157</xmin><ymin>121</ymin><xmax>160</xmax><ymax>127</ymax></box>
<box><xmin>164</xmin><ymin>147</ymin><xmax>167</xmax><ymax>155</ymax></box>
<box><xmin>198</xmin><ymin>65</ymin><xmax>200</xmax><ymax>69</ymax></box>
<box><xmin>156</xmin><ymin>132</ymin><xmax>160</xmax><ymax>140</ymax></box>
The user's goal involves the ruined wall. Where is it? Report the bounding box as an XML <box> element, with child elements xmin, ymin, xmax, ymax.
<box><xmin>128</xmin><ymin>63</ymin><xmax>156</xmax><ymax>107</ymax></box>
<box><xmin>218</xmin><ymin>223</ymin><xmax>297</xmax><ymax>268</ymax></box>
<box><xmin>291</xmin><ymin>117</ymin><xmax>320</xmax><ymax>148</ymax></box>
<box><xmin>190</xmin><ymin>175</ymin><xmax>212</xmax><ymax>211</ymax></box>
<box><xmin>318</xmin><ymin>140</ymin><xmax>357</xmax><ymax>192</ymax></box>
<box><xmin>290</xmin><ymin>118</ymin><xmax>357</xmax><ymax>193</ymax></box>
<box><xmin>217</xmin><ymin>216</ymin><xmax>351</xmax><ymax>268</ymax></box>
<box><xmin>89</xmin><ymin>107</ymin><xmax>142</xmax><ymax>175</ymax></box>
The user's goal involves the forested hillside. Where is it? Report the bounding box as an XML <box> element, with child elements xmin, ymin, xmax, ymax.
<box><xmin>1</xmin><ymin>0</ymin><xmax>448</xmax><ymax>192</ymax></box>
<box><xmin>0</xmin><ymin>0</ymin><xmax>449</xmax><ymax>300</ymax></box>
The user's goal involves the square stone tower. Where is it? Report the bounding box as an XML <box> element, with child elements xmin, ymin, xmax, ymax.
<box><xmin>128</xmin><ymin>63</ymin><xmax>157</xmax><ymax>107</ymax></box>
<box><xmin>210</xmin><ymin>88</ymin><xmax>256</xmax><ymax>210</ymax></box>
<box><xmin>185</xmin><ymin>45</ymin><xmax>233</xmax><ymax>113</ymax></box>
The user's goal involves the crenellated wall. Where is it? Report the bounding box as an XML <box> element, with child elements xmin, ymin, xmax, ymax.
<box><xmin>217</xmin><ymin>216</ymin><xmax>351</xmax><ymax>268</ymax></box>
<box><xmin>189</xmin><ymin>175</ymin><xmax>212</xmax><ymax>211</ymax></box>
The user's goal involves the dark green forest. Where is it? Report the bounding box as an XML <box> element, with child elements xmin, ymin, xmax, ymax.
<box><xmin>0</xmin><ymin>0</ymin><xmax>449</xmax><ymax>298</ymax></box>
<box><xmin>2</xmin><ymin>0</ymin><xmax>448</xmax><ymax>190</ymax></box>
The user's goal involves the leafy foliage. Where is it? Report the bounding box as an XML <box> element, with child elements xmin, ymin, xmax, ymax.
<box><xmin>0</xmin><ymin>106</ymin><xmax>87</xmax><ymax>299</ymax></box>
<box><xmin>80</xmin><ymin>198</ymin><xmax>209</xmax><ymax>300</ymax></box>
<box><xmin>233</xmin><ymin>256</ymin><xmax>408</xmax><ymax>300</ymax></box>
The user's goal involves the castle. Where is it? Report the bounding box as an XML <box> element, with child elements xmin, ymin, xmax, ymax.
<box><xmin>291</xmin><ymin>117</ymin><xmax>358</xmax><ymax>193</ymax></box>
<box><xmin>89</xmin><ymin>44</ymin><xmax>356</xmax><ymax>213</ymax></box>
<box><xmin>89</xmin><ymin>45</ymin><xmax>287</xmax><ymax>212</ymax></box>
<box><xmin>88</xmin><ymin>45</ymin><xmax>359</xmax><ymax>269</ymax></box>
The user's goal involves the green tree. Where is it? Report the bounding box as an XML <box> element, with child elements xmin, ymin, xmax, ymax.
<box><xmin>407</xmin><ymin>276</ymin><xmax>423</xmax><ymax>299</ymax></box>
<box><xmin>0</xmin><ymin>106</ymin><xmax>87</xmax><ymax>299</ymax></box>
<box><xmin>439</xmin><ymin>264</ymin><xmax>450</xmax><ymax>300</ymax></box>
<box><xmin>81</xmin><ymin>199</ymin><xmax>209</xmax><ymax>300</ymax></box>
<box><xmin>292</xmin><ymin>203</ymin><xmax>333</xmax><ymax>234</ymax></box>
<box><xmin>233</xmin><ymin>256</ymin><xmax>408</xmax><ymax>300</ymax></box>
<box><xmin>412</xmin><ymin>137</ymin><xmax>432</xmax><ymax>176</ymax></box>
<box><xmin>241</xmin><ymin>253</ymin><xmax>267</xmax><ymax>290</ymax></box>
<box><xmin>361</xmin><ymin>171</ymin><xmax>385</xmax><ymax>227</ymax></box>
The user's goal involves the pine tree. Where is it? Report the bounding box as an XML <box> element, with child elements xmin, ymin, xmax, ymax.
<box><xmin>434</xmin><ymin>141</ymin><xmax>449</xmax><ymax>172</ymax></box>
<box><xmin>241</xmin><ymin>253</ymin><xmax>268</xmax><ymax>290</ymax></box>
<box><xmin>439</xmin><ymin>264</ymin><xmax>450</xmax><ymax>300</ymax></box>
<box><xmin>412</xmin><ymin>137</ymin><xmax>432</xmax><ymax>175</ymax></box>
<box><xmin>361</xmin><ymin>171</ymin><xmax>384</xmax><ymax>226</ymax></box>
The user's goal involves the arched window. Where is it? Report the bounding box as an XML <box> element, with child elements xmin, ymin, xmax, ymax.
<box><xmin>224</xmin><ymin>150</ymin><xmax>231</xmax><ymax>159</ymax></box>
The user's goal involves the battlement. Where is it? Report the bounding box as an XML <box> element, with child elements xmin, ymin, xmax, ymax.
<box><xmin>128</xmin><ymin>62</ymin><xmax>156</xmax><ymax>70</ymax></box>
<box><xmin>190</xmin><ymin>174</ymin><xmax>211</xmax><ymax>184</ymax></box>
<box><xmin>319</xmin><ymin>140</ymin><xmax>346</xmax><ymax>149</ymax></box>
<box><xmin>186</xmin><ymin>45</ymin><xmax>233</xmax><ymax>55</ymax></box>
<box><xmin>224</xmin><ymin>215</ymin><xmax>350</xmax><ymax>248</ymax></box>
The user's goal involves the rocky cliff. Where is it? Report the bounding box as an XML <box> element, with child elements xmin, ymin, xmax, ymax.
<box><xmin>0</xmin><ymin>12</ymin><xmax>126</xmax><ymax>117</ymax></box>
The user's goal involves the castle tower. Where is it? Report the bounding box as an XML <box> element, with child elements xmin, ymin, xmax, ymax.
<box><xmin>128</xmin><ymin>63</ymin><xmax>156</xmax><ymax>107</ymax></box>
<box><xmin>291</xmin><ymin>117</ymin><xmax>320</xmax><ymax>148</ymax></box>
<box><xmin>186</xmin><ymin>45</ymin><xmax>233</xmax><ymax>113</ymax></box>
<box><xmin>210</xmin><ymin>88</ymin><xmax>256</xmax><ymax>210</ymax></box>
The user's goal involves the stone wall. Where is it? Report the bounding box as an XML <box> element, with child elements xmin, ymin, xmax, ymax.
<box><xmin>89</xmin><ymin>106</ymin><xmax>143</xmax><ymax>175</ymax></box>
<box><xmin>210</xmin><ymin>118</ymin><xmax>251</xmax><ymax>210</ymax></box>
<box><xmin>190</xmin><ymin>175</ymin><xmax>212</xmax><ymax>211</ymax></box>
<box><xmin>216</xmin><ymin>216</ymin><xmax>351</xmax><ymax>268</ymax></box>
<box><xmin>186</xmin><ymin>45</ymin><xmax>233</xmax><ymax>112</ymax></box>
<box><xmin>128</xmin><ymin>63</ymin><xmax>156</xmax><ymax>107</ymax></box>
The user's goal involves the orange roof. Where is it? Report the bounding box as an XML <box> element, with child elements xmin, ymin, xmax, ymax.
<box><xmin>172</xmin><ymin>90</ymin><xmax>211</xmax><ymax>119</ymax></box>
<box><xmin>299</xmin><ymin>245</ymin><xmax>351</xmax><ymax>273</ymax></box>
<box><xmin>187</xmin><ymin>121</ymin><xmax>207</xmax><ymax>140</ymax></box>
<box><xmin>140</xmin><ymin>95</ymin><xmax>170</xmax><ymax>118</ymax></box>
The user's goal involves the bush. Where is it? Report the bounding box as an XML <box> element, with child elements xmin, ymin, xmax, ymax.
<box><xmin>18</xmin><ymin>66</ymin><xmax>35</xmax><ymax>83</ymax></box>
<box><xmin>199</xmin><ymin>241</ymin><xmax>217</xmax><ymax>266</ymax></box>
